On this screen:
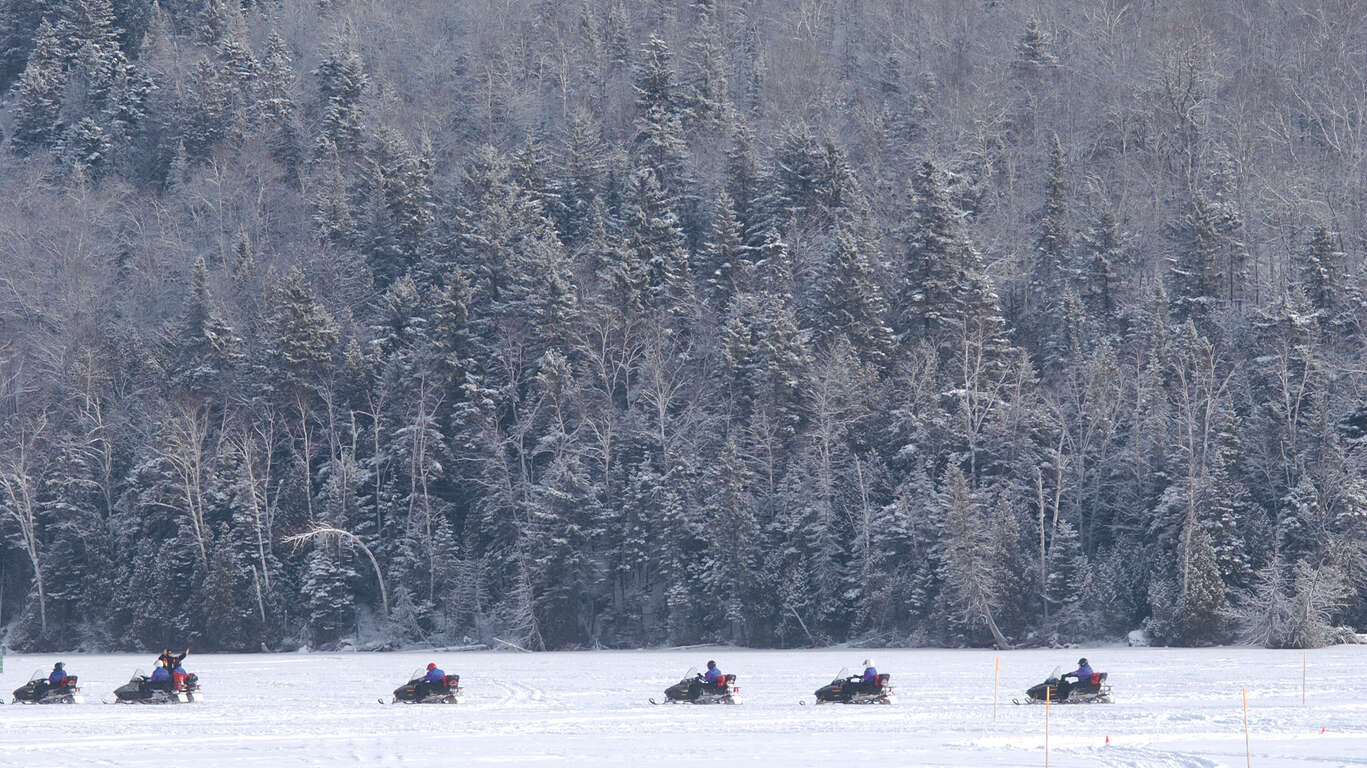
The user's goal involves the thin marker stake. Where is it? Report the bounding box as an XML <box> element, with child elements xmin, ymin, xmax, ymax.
<box><xmin>994</xmin><ymin>656</ymin><xmax>1000</xmax><ymax>721</ymax></box>
<box><xmin>1045</xmin><ymin>685</ymin><xmax>1051</xmax><ymax>768</ymax></box>
<box><xmin>1302</xmin><ymin>647</ymin><xmax>1307</xmax><ymax>706</ymax></box>
<box><xmin>1243</xmin><ymin>688</ymin><xmax>1251</xmax><ymax>768</ymax></box>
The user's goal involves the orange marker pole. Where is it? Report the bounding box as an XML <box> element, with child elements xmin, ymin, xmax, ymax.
<box><xmin>1243</xmin><ymin>688</ymin><xmax>1251</xmax><ymax>768</ymax></box>
<box><xmin>1045</xmin><ymin>687</ymin><xmax>1051</xmax><ymax>768</ymax></box>
<box><xmin>994</xmin><ymin>656</ymin><xmax>1000</xmax><ymax>722</ymax></box>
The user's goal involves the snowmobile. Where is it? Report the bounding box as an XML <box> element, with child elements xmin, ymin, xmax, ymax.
<box><xmin>390</xmin><ymin>671</ymin><xmax>464</xmax><ymax>704</ymax></box>
<box><xmin>1014</xmin><ymin>666</ymin><xmax>1111</xmax><ymax>705</ymax></box>
<box><xmin>651</xmin><ymin>668</ymin><xmax>742</xmax><ymax>705</ymax></box>
<box><xmin>112</xmin><ymin>669</ymin><xmax>202</xmax><ymax>704</ymax></box>
<box><xmin>810</xmin><ymin>668</ymin><xmax>895</xmax><ymax>705</ymax></box>
<box><xmin>12</xmin><ymin>670</ymin><xmax>84</xmax><ymax>704</ymax></box>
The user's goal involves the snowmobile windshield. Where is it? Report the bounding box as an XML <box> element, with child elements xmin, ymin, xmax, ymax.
<box><xmin>1047</xmin><ymin>666</ymin><xmax>1061</xmax><ymax>682</ymax></box>
<box><xmin>410</xmin><ymin>669</ymin><xmax>426</xmax><ymax>682</ymax></box>
<box><xmin>835</xmin><ymin>667</ymin><xmax>850</xmax><ymax>680</ymax></box>
<box><xmin>684</xmin><ymin>667</ymin><xmax>698</xmax><ymax>678</ymax></box>
<box><xmin>27</xmin><ymin>669</ymin><xmax>44</xmax><ymax>682</ymax></box>
<box><xmin>130</xmin><ymin>669</ymin><xmax>146</xmax><ymax>681</ymax></box>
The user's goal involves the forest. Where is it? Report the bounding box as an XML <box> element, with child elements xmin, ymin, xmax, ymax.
<box><xmin>1</xmin><ymin>0</ymin><xmax>1365</xmax><ymax>652</ymax></box>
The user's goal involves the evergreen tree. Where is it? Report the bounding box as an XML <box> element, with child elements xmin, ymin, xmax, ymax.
<box><xmin>181</xmin><ymin>55</ymin><xmax>236</xmax><ymax>161</ymax></box>
<box><xmin>1076</xmin><ymin>202</ymin><xmax>1128</xmax><ymax>336</ymax></box>
<box><xmin>1027</xmin><ymin>137</ymin><xmax>1072</xmax><ymax>376</ymax></box>
<box><xmin>700</xmin><ymin>191</ymin><xmax>752</xmax><ymax>309</ymax></box>
<box><xmin>1045</xmin><ymin>520</ymin><xmax>1091</xmax><ymax>640</ymax></box>
<box><xmin>301</xmin><ymin>547</ymin><xmax>356</xmax><ymax>646</ymax></box>
<box><xmin>623</xmin><ymin>166</ymin><xmax>690</xmax><ymax>313</ymax></box>
<box><xmin>259</xmin><ymin>30</ymin><xmax>303</xmax><ymax>178</ymax></box>
<box><xmin>9</xmin><ymin>19</ymin><xmax>66</xmax><ymax>153</ymax></box>
<box><xmin>314</xmin><ymin>25</ymin><xmax>367</xmax><ymax>160</ymax></box>
<box><xmin>936</xmin><ymin>465</ymin><xmax>1012</xmax><ymax>648</ymax></box>
<box><xmin>0</xmin><ymin>0</ymin><xmax>48</xmax><ymax>88</ymax></box>
<box><xmin>265</xmin><ymin>268</ymin><xmax>340</xmax><ymax>398</ymax></box>
<box><xmin>631</xmin><ymin>36</ymin><xmax>689</xmax><ymax>198</ymax></box>
<box><xmin>357</xmin><ymin>128</ymin><xmax>435</xmax><ymax>292</ymax></box>
<box><xmin>684</xmin><ymin>0</ymin><xmax>729</xmax><ymax>130</ymax></box>
<box><xmin>1166</xmin><ymin>189</ymin><xmax>1243</xmax><ymax>327</ymax></box>
<box><xmin>813</xmin><ymin>215</ymin><xmax>895</xmax><ymax>366</ymax></box>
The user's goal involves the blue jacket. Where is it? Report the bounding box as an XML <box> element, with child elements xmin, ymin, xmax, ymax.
<box><xmin>862</xmin><ymin>667</ymin><xmax>878</xmax><ymax>682</ymax></box>
<box><xmin>150</xmin><ymin>666</ymin><xmax>171</xmax><ymax>682</ymax></box>
<box><xmin>49</xmin><ymin>670</ymin><xmax>69</xmax><ymax>685</ymax></box>
<box><xmin>704</xmin><ymin>666</ymin><xmax>722</xmax><ymax>683</ymax></box>
<box><xmin>424</xmin><ymin>667</ymin><xmax>445</xmax><ymax>684</ymax></box>
<box><xmin>1069</xmin><ymin>663</ymin><xmax>1093</xmax><ymax>681</ymax></box>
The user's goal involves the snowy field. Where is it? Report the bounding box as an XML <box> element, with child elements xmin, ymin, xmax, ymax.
<box><xmin>1</xmin><ymin>646</ymin><xmax>1364</xmax><ymax>767</ymax></box>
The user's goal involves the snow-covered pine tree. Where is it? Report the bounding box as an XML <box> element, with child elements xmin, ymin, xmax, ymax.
<box><xmin>300</xmin><ymin>546</ymin><xmax>356</xmax><ymax>647</ymax></box>
<box><xmin>936</xmin><ymin>464</ymin><xmax>1012</xmax><ymax>648</ymax></box>
<box><xmin>314</xmin><ymin>24</ymin><xmax>367</xmax><ymax>161</ymax></box>
<box><xmin>1045</xmin><ymin>520</ymin><xmax>1091</xmax><ymax>641</ymax></box>
<box><xmin>1026</xmin><ymin>137</ymin><xmax>1073</xmax><ymax>378</ymax></box>
<box><xmin>700</xmin><ymin>191</ymin><xmax>751</xmax><ymax>310</ymax></box>
<box><xmin>631</xmin><ymin>36</ymin><xmax>690</xmax><ymax>199</ymax></box>
<box><xmin>258</xmin><ymin>30</ymin><xmax>302</xmax><ymax>179</ymax></box>
<box><xmin>9</xmin><ymin>19</ymin><xmax>66</xmax><ymax>153</ymax></box>
<box><xmin>813</xmin><ymin>213</ymin><xmax>895</xmax><ymax>366</ymax></box>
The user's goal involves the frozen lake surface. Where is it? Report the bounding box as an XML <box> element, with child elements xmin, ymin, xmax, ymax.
<box><xmin>1</xmin><ymin>646</ymin><xmax>1364</xmax><ymax>767</ymax></box>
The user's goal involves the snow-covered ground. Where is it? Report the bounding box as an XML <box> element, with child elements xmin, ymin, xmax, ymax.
<box><xmin>0</xmin><ymin>646</ymin><xmax>1363</xmax><ymax>767</ymax></box>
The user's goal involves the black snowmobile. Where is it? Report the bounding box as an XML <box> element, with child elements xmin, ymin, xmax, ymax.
<box><xmin>112</xmin><ymin>669</ymin><xmax>202</xmax><ymax>704</ymax></box>
<box><xmin>651</xmin><ymin>668</ymin><xmax>742</xmax><ymax>705</ymax></box>
<box><xmin>811</xmin><ymin>668</ymin><xmax>896</xmax><ymax>705</ymax></box>
<box><xmin>12</xmin><ymin>670</ymin><xmax>84</xmax><ymax>704</ymax></box>
<box><xmin>1015</xmin><ymin>666</ymin><xmax>1111</xmax><ymax>705</ymax></box>
<box><xmin>391</xmin><ymin>670</ymin><xmax>463</xmax><ymax>704</ymax></box>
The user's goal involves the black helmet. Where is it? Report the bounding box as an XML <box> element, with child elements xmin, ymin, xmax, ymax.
<box><xmin>706</xmin><ymin>660</ymin><xmax>716</xmax><ymax>668</ymax></box>
<box><xmin>53</xmin><ymin>662</ymin><xmax>64</xmax><ymax>670</ymax></box>
<box><xmin>1077</xmin><ymin>657</ymin><xmax>1088</xmax><ymax>666</ymax></box>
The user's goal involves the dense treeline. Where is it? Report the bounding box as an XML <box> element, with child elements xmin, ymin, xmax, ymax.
<box><xmin>1</xmin><ymin>0</ymin><xmax>1365</xmax><ymax>652</ymax></box>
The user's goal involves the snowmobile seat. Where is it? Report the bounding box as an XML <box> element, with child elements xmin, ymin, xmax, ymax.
<box><xmin>1075</xmin><ymin>672</ymin><xmax>1106</xmax><ymax>694</ymax></box>
<box><xmin>875</xmin><ymin>674</ymin><xmax>890</xmax><ymax>688</ymax></box>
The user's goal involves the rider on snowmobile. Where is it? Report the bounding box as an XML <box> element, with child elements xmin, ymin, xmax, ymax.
<box><xmin>158</xmin><ymin>648</ymin><xmax>188</xmax><ymax>672</ymax></box>
<box><xmin>172</xmin><ymin>661</ymin><xmax>190</xmax><ymax>691</ymax></box>
<box><xmin>1058</xmin><ymin>657</ymin><xmax>1093</xmax><ymax>699</ymax></box>
<box><xmin>48</xmin><ymin>662</ymin><xmax>70</xmax><ymax>686</ymax></box>
<box><xmin>860</xmin><ymin>659</ymin><xmax>878</xmax><ymax>692</ymax></box>
<box><xmin>149</xmin><ymin>659</ymin><xmax>172</xmax><ymax>690</ymax></box>
<box><xmin>687</xmin><ymin>660</ymin><xmax>723</xmax><ymax>699</ymax></box>
<box><xmin>422</xmin><ymin>663</ymin><xmax>446</xmax><ymax>696</ymax></box>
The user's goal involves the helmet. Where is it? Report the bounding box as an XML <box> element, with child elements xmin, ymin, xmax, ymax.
<box><xmin>53</xmin><ymin>662</ymin><xmax>64</xmax><ymax>670</ymax></box>
<box><xmin>427</xmin><ymin>663</ymin><xmax>436</xmax><ymax>671</ymax></box>
<box><xmin>1078</xmin><ymin>658</ymin><xmax>1088</xmax><ymax>666</ymax></box>
<box><xmin>862</xmin><ymin>659</ymin><xmax>873</xmax><ymax>668</ymax></box>
<box><xmin>706</xmin><ymin>660</ymin><xmax>716</xmax><ymax>668</ymax></box>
